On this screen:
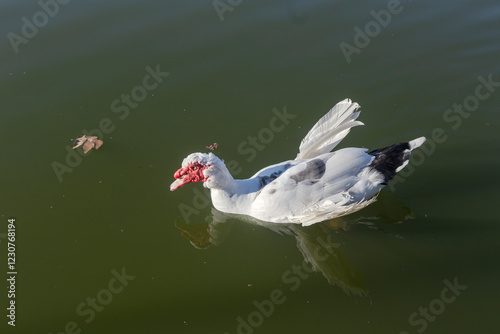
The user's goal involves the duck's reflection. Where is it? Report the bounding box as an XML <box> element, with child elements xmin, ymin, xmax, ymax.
<box><xmin>175</xmin><ymin>192</ymin><xmax>414</xmax><ymax>296</ymax></box>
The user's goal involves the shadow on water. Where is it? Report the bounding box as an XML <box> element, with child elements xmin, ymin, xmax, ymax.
<box><xmin>175</xmin><ymin>192</ymin><xmax>414</xmax><ymax>297</ymax></box>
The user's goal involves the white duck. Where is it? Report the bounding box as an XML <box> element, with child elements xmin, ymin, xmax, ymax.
<box><xmin>170</xmin><ymin>99</ymin><xmax>425</xmax><ymax>226</ymax></box>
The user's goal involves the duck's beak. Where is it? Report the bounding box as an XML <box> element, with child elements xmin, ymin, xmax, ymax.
<box><xmin>170</xmin><ymin>176</ymin><xmax>191</xmax><ymax>191</ymax></box>
<box><xmin>170</xmin><ymin>167</ymin><xmax>192</xmax><ymax>191</ymax></box>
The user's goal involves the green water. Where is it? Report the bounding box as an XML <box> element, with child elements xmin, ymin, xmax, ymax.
<box><xmin>1</xmin><ymin>1</ymin><xmax>499</xmax><ymax>333</ymax></box>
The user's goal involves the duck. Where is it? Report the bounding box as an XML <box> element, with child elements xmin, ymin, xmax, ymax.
<box><xmin>170</xmin><ymin>98</ymin><xmax>425</xmax><ymax>226</ymax></box>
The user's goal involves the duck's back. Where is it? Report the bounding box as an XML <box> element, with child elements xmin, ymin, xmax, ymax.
<box><xmin>249</xmin><ymin>148</ymin><xmax>376</xmax><ymax>223</ymax></box>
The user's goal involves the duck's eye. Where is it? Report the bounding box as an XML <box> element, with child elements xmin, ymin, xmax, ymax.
<box><xmin>191</xmin><ymin>166</ymin><xmax>198</xmax><ymax>170</ymax></box>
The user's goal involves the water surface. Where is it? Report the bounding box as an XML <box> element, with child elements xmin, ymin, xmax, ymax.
<box><xmin>1</xmin><ymin>0</ymin><xmax>499</xmax><ymax>333</ymax></box>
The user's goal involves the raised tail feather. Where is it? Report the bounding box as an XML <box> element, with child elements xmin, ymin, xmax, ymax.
<box><xmin>296</xmin><ymin>98</ymin><xmax>363</xmax><ymax>160</ymax></box>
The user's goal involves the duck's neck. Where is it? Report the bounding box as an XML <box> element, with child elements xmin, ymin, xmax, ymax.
<box><xmin>205</xmin><ymin>164</ymin><xmax>261</xmax><ymax>214</ymax></box>
<box><xmin>204</xmin><ymin>161</ymin><xmax>238</xmax><ymax>191</ymax></box>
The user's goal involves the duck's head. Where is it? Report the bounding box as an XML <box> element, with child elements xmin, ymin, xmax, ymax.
<box><xmin>170</xmin><ymin>153</ymin><xmax>230</xmax><ymax>191</ymax></box>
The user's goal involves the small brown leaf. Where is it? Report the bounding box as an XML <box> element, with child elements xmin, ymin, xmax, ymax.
<box><xmin>82</xmin><ymin>141</ymin><xmax>93</xmax><ymax>154</ymax></box>
<box><xmin>94</xmin><ymin>139</ymin><xmax>103</xmax><ymax>150</ymax></box>
<box><xmin>73</xmin><ymin>138</ymin><xmax>85</xmax><ymax>149</ymax></box>
<box><xmin>206</xmin><ymin>142</ymin><xmax>218</xmax><ymax>150</ymax></box>
<box><xmin>72</xmin><ymin>135</ymin><xmax>104</xmax><ymax>154</ymax></box>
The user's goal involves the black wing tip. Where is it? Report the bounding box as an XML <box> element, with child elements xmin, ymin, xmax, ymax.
<box><xmin>368</xmin><ymin>142</ymin><xmax>412</xmax><ymax>183</ymax></box>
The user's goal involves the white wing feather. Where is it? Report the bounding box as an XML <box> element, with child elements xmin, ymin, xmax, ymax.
<box><xmin>296</xmin><ymin>98</ymin><xmax>363</xmax><ymax>160</ymax></box>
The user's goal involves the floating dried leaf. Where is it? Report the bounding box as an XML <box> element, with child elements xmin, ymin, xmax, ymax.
<box><xmin>206</xmin><ymin>143</ymin><xmax>218</xmax><ymax>150</ymax></box>
<box><xmin>73</xmin><ymin>135</ymin><xmax>104</xmax><ymax>154</ymax></box>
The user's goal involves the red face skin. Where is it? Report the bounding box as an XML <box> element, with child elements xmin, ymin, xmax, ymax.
<box><xmin>170</xmin><ymin>162</ymin><xmax>208</xmax><ymax>191</ymax></box>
